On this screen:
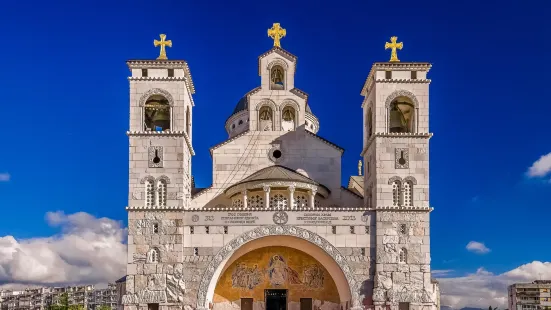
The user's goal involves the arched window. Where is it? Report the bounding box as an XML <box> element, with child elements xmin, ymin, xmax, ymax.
<box><xmin>258</xmin><ymin>106</ymin><xmax>273</xmax><ymax>131</ymax></box>
<box><xmin>388</xmin><ymin>96</ymin><xmax>415</xmax><ymax>133</ymax></box>
<box><xmin>399</xmin><ymin>248</ymin><xmax>407</xmax><ymax>263</ymax></box>
<box><xmin>391</xmin><ymin>180</ymin><xmax>401</xmax><ymax>206</ymax></box>
<box><xmin>186</xmin><ymin>106</ymin><xmax>191</xmax><ymax>136</ymax></box>
<box><xmin>145</xmin><ymin>178</ymin><xmax>155</xmax><ymax>207</ymax></box>
<box><xmin>148</xmin><ymin>248</ymin><xmax>160</xmax><ymax>263</ymax></box>
<box><xmin>144</xmin><ymin>95</ymin><xmax>171</xmax><ymax>131</ymax></box>
<box><xmin>281</xmin><ymin>106</ymin><xmax>296</xmax><ymax>131</ymax></box>
<box><xmin>367</xmin><ymin>107</ymin><xmax>373</xmax><ymax>137</ymax></box>
<box><xmin>402</xmin><ymin>180</ymin><xmax>413</xmax><ymax>206</ymax></box>
<box><xmin>157</xmin><ymin>179</ymin><xmax>167</xmax><ymax>207</ymax></box>
<box><xmin>270</xmin><ymin>65</ymin><xmax>285</xmax><ymax>90</ymax></box>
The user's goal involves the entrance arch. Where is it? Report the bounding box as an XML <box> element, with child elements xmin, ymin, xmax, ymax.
<box><xmin>197</xmin><ymin>225</ymin><xmax>359</xmax><ymax>309</ymax></box>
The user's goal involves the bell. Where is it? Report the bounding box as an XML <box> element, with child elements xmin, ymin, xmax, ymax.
<box><xmin>389</xmin><ymin>108</ymin><xmax>405</xmax><ymax>133</ymax></box>
<box><xmin>152</xmin><ymin>109</ymin><xmax>170</xmax><ymax>131</ymax></box>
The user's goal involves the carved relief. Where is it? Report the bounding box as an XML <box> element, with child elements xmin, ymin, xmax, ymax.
<box><xmin>147</xmin><ymin>274</ymin><xmax>166</xmax><ymax>290</ymax></box>
<box><xmin>148</xmin><ymin>146</ymin><xmax>164</xmax><ymax>168</ymax></box>
<box><xmin>395</xmin><ymin>148</ymin><xmax>409</xmax><ymax>169</ymax></box>
<box><xmin>166</xmin><ymin>263</ymin><xmax>186</xmax><ymax>302</ymax></box>
<box><xmin>122</xmin><ymin>290</ymin><xmax>167</xmax><ymax>304</ymax></box>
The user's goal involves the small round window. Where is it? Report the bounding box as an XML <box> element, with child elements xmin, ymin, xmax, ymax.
<box><xmin>268</xmin><ymin>147</ymin><xmax>283</xmax><ymax>163</ymax></box>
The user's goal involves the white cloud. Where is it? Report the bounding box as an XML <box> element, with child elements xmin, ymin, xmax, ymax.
<box><xmin>0</xmin><ymin>211</ymin><xmax>127</xmax><ymax>287</ymax></box>
<box><xmin>431</xmin><ymin>270</ymin><xmax>454</xmax><ymax>277</ymax></box>
<box><xmin>466</xmin><ymin>241</ymin><xmax>491</xmax><ymax>254</ymax></box>
<box><xmin>526</xmin><ymin>152</ymin><xmax>551</xmax><ymax>178</ymax></box>
<box><xmin>438</xmin><ymin>261</ymin><xmax>551</xmax><ymax>309</ymax></box>
<box><xmin>0</xmin><ymin>173</ymin><xmax>10</xmax><ymax>182</ymax></box>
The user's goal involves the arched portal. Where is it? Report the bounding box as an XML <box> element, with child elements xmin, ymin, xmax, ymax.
<box><xmin>198</xmin><ymin>226</ymin><xmax>358</xmax><ymax>310</ymax></box>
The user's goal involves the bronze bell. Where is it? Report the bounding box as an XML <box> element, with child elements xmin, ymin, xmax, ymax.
<box><xmin>152</xmin><ymin>108</ymin><xmax>170</xmax><ymax>131</ymax></box>
<box><xmin>389</xmin><ymin>108</ymin><xmax>405</xmax><ymax>133</ymax></box>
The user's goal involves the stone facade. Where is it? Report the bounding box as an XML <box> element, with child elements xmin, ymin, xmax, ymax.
<box><xmin>123</xmin><ymin>41</ymin><xmax>439</xmax><ymax>310</ymax></box>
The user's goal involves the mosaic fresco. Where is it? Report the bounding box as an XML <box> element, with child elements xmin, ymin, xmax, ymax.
<box><xmin>213</xmin><ymin>246</ymin><xmax>340</xmax><ymax>303</ymax></box>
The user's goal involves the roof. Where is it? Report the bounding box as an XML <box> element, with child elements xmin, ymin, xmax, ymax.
<box><xmin>225</xmin><ymin>165</ymin><xmax>329</xmax><ymax>194</ymax></box>
<box><xmin>347</xmin><ymin>176</ymin><xmax>364</xmax><ymax>197</ymax></box>
<box><xmin>115</xmin><ymin>276</ymin><xmax>126</xmax><ymax>283</ymax></box>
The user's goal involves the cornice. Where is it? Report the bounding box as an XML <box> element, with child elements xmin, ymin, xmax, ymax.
<box><xmin>374</xmin><ymin>206</ymin><xmax>433</xmax><ymax>212</ymax></box>
<box><xmin>361</xmin><ymin>62</ymin><xmax>432</xmax><ymax>96</ymax></box>
<box><xmin>375</xmin><ymin>79</ymin><xmax>431</xmax><ymax>84</ymax></box>
<box><xmin>126</xmin><ymin>206</ymin><xmax>183</xmax><ymax>211</ymax></box>
<box><xmin>127</xmin><ymin>131</ymin><xmax>195</xmax><ymax>156</ymax></box>
<box><xmin>360</xmin><ymin>132</ymin><xmax>433</xmax><ymax>156</ymax></box>
<box><xmin>185</xmin><ymin>206</ymin><xmax>371</xmax><ymax>212</ymax></box>
<box><xmin>126</xmin><ymin>60</ymin><xmax>195</xmax><ymax>94</ymax></box>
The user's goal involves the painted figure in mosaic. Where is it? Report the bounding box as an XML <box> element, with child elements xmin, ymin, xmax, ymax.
<box><xmin>267</xmin><ymin>255</ymin><xmax>301</xmax><ymax>286</ymax></box>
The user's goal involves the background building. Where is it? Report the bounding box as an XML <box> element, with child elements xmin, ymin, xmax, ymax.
<box><xmin>509</xmin><ymin>280</ymin><xmax>551</xmax><ymax>310</ymax></box>
<box><xmin>0</xmin><ymin>284</ymin><xmax>118</xmax><ymax>310</ymax></box>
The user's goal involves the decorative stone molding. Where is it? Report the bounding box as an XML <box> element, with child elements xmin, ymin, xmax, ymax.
<box><xmin>224</xmin><ymin>180</ymin><xmax>328</xmax><ymax>199</ymax></box>
<box><xmin>361</xmin><ymin>62</ymin><xmax>432</xmax><ymax>96</ymax></box>
<box><xmin>267</xmin><ymin>58</ymin><xmax>289</xmax><ymax>71</ymax></box>
<box><xmin>148</xmin><ymin>146</ymin><xmax>164</xmax><ymax>168</ymax></box>
<box><xmin>360</xmin><ymin>132</ymin><xmax>433</xmax><ymax>157</ymax></box>
<box><xmin>279</xmin><ymin>99</ymin><xmax>300</xmax><ymax>111</ymax></box>
<box><xmin>376</xmin><ymin>79</ymin><xmax>431</xmax><ymax>84</ymax></box>
<box><xmin>388</xmin><ymin>176</ymin><xmax>403</xmax><ymax>185</ymax></box>
<box><xmin>395</xmin><ymin>148</ymin><xmax>409</xmax><ymax>169</ymax></box>
<box><xmin>139</xmin><ymin>88</ymin><xmax>175</xmax><ymax>107</ymax></box>
<box><xmin>197</xmin><ymin>225</ymin><xmax>360</xmax><ymax>308</ymax></box>
<box><xmin>126</xmin><ymin>206</ymin><xmax>183</xmax><ymax>211</ymax></box>
<box><xmin>126</xmin><ymin>131</ymin><xmax>195</xmax><ymax>156</ymax></box>
<box><xmin>403</xmin><ymin>176</ymin><xmax>418</xmax><ymax>185</ymax></box>
<box><xmin>184</xmin><ymin>206</ymin><xmax>371</xmax><ymax>212</ymax></box>
<box><xmin>254</xmin><ymin>99</ymin><xmax>277</xmax><ymax>111</ymax></box>
<box><xmin>127</xmin><ymin>59</ymin><xmax>195</xmax><ymax>94</ymax></box>
<box><xmin>384</xmin><ymin>90</ymin><xmax>420</xmax><ymax>109</ymax></box>
<box><xmin>156</xmin><ymin>175</ymin><xmax>171</xmax><ymax>184</ymax></box>
<box><xmin>140</xmin><ymin>176</ymin><xmax>155</xmax><ymax>184</ymax></box>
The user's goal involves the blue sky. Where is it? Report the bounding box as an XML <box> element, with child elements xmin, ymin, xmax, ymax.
<box><xmin>0</xmin><ymin>0</ymin><xmax>550</xmax><ymax>306</ymax></box>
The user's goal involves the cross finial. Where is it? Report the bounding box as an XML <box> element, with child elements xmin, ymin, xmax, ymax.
<box><xmin>358</xmin><ymin>160</ymin><xmax>363</xmax><ymax>176</ymax></box>
<box><xmin>385</xmin><ymin>36</ymin><xmax>403</xmax><ymax>62</ymax></box>
<box><xmin>154</xmin><ymin>34</ymin><xmax>172</xmax><ymax>60</ymax></box>
<box><xmin>268</xmin><ymin>23</ymin><xmax>286</xmax><ymax>48</ymax></box>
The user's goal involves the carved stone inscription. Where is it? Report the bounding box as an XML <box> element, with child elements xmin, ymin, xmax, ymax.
<box><xmin>184</xmin><ymin>211</ymin><xmax>370</xmax><ymax>226</ymax></box>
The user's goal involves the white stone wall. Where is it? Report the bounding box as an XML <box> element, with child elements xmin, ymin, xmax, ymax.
<box><xmin>125</xmin><ymin>65</ymin><xmax>194</xmax><ymax>309</ymax></box>
<box><xmin>362</xmin><ymin>65</ymin><xmax>438</xmax><ymax>308</ymax></box>
<box><xmin>192</xmin><ymin>129</ymin><xmax>354</xmax><ymax>208</ymax></box>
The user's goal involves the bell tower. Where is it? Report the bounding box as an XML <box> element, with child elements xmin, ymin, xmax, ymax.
<box><xmin>361</xmin><ymin>37</ymin><xmax>439</xmax><ymax>309</ymax></box>
<box><xmin>124</xmin><ymin>34</ymin><xmax>195</xmax><ymax>309</ymax></box>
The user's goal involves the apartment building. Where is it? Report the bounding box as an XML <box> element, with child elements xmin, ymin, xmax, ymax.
<box><xmin>0</xmin><ymin>284</ymin><xmax>117</xmax><ymax>310</ymax></box>
<box><xmin>509</xmin><ymin>280</ymin><xmax>551</xmax><ymax>310</ymax></box>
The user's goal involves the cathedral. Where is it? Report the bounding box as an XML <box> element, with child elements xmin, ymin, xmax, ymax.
<box><xmin>123</xmin><ymin>24</ymin><xmax>440</xmax><ymax>310</ymax></box>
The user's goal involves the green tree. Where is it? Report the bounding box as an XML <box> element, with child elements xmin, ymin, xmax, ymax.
<box><xmin>97</xmin><ymin>305</ymin><xmax>112</xmax><ymax>310</ymax></box>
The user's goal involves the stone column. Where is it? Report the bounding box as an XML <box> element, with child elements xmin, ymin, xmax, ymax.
<box><xmin>288</xmin><ymin>185</ymin><xmax>295</xmax><ymax>209</ymax></box>
<box><xmin>263</xmin><ymin>185</ymin><xmax>271</xmax><ymax>209</ymax></box>
<box><xmin>242</xmin><ymin>190</ymin><xmax>248</xmax><ymax>209</ymax></box>
<box><xmin>309</xmin><ymin>189</ymin><xmax>317</xmax><ymax>209</ymax></box>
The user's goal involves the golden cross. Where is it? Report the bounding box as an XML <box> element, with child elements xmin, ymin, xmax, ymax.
<box><xmin>154</xmin><ymin>34</ymin><xmax>172</xmax><ymax>60</ymax></box>
<box><xmin>267</xmin><ymin>23</ymin><xmax>286</xmax><ymax>48</ymax></box>
<box><xmin>385</xmin><ymin>36</ymin><xmax>403</xmax><ymax>62</ymax></box>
